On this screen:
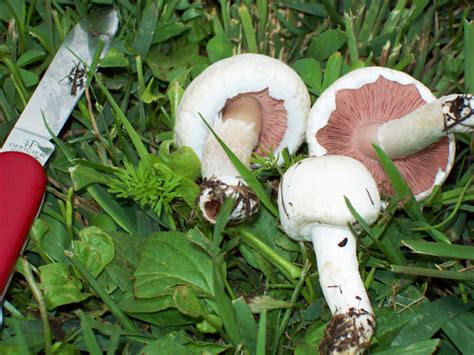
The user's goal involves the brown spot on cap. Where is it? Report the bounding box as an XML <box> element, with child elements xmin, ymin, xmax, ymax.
<box><xmin>316</xmin><ymin>76</ymin><xmax>450</xmax><ymax>196</ymax></box>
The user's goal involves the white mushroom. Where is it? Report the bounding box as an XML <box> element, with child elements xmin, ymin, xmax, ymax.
<box><xmin>278</xmin><ymin>155</ymin><xmax>381</xmax><ymax>354</ymax></box>
<box><xmin>175</xmin><ymin>54</ymin><xmax>310</xmax><ymax>223</ymax></box>
<box><xmin>307</xmin><ymin>67</ymin><xmax>474</xmax><ymax>200</ymax></box>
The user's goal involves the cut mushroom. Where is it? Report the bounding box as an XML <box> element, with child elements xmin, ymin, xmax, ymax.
<box><xmin>175</xmin><ymin>53</ymin><xmax>310</xmax><ymax>223</ymax></box>
<box><xmin>306</xmin><ymin>67</ymin><xmax>474</xmax><ymax>200</ymax></box>
<box><xmin>278</xmin><ymin>155</ymin><xmax>381</xmax><ymax>354</ymax></box>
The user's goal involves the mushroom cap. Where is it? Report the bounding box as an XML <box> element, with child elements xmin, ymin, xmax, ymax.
<box><xmin>175</xmin><ymin>53</ymin><xmax>311</xmax><ymax>163</ymax></box>
<box><xmin>278</xmin><ymin>155</ymin><xmax>381</xmax><ymax>242</ymax></box>
<box><xmin>306</xmin><ymin>66</ymin><xmax>455</xmax><ymax>200</ymax></box>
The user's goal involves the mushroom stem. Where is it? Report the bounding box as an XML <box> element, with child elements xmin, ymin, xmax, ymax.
<box><xmin>361</xmin><ymin>94</ymin><xmax>473</xmax><ymax>159</ymax></box>
<box><xmin>312</xmin><ymin>225</ymin><xmax>374</xmax><ymax>355</ymax></box>
<box><xmin>198</xmin><ymin>96</ymin><xmax>262</xmax><ymax>223</ymax></box>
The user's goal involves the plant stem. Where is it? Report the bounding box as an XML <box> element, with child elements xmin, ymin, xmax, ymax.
<box><xmin>20</xmin><ymin>257</ymin><xmax>52</xmax><ymax>355</ymax></box>
<box><xmin>272</xmin><ymin>261</ymin><xmax>311</xmax><ymax>353</ymax></box>
<box><xmin>235</xmin><ymin>228</ymin><xmax>302</xmax><ymax>280</ymax></box>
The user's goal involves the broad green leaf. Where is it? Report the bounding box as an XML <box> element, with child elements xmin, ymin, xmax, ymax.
<box><xmin>196</xmin><ymin>315</ymin><xmax>222</xmax><ymax>334</ymax></box>
<box><xmin>39</xmin><ymin>215</ymin><xmax>70</xmax><ymax>262</ymax></box>
<box><xmin>73</xmin><ymin>227</ymin><xmax>115</xmax><ymax>278</ymax></box>
<box><xmin>128</xmin><ymin>308</ymin><xmax>193</xmax><ymax>327</ymax></box>
<box><xmin>206</xmin><ymin>34</ymin><xmax>233</xmax><ymax>63</ymax></box>
<box><xmin>105</xmin><ymin>232</ymin><xmax>144</xmax><ymax>292</ymax></box>
<box><xmin>173</xmin><ymin>285</ymin><xmax>204</xmax><ymax>318</ymax></box>
<box><xmin>134</xmin><ymin>232</ymin><xmax>214</xmax><ymax>298</ymax></box>
<box><xmin>307</xmin><ymin>28</ymin><xmax>346</xmax><ymax>61</ymax></box>
<box><xmin>186</xmin><ymin>341</ymin><xmax>231</xmax><ymax>353</ymax></box>
<box><xmin>157</xmin><ymin>140</ymin><xmax>201</xmax><ymax>181</ymax></box>
<box><xmin>39</xmin><ymin>263</ymin><xmax>89</xmax><ymax>310</ymax></box>
<box><xmin>99</xmin><ymin>47</ymin><xmax>129</xmax><ymax>68</ymax></box>
<box><xmin>118</xmin><ymin>291</ymin><xmax>174</xmax><ymax>313</ymax></box>
<box><xmin>292</xmin><ymin>58</ymin><xmax>322</xmax><ymax>92</ymax></box>
<box><xmin>140</xmin><ymin>339</ymin><xmax>191</xmax><ymax>355</ymax></box>
<box><xmin>16</xmin><ymin>49</ymin><xmax>45</xmax><ymax>67</ymax></box>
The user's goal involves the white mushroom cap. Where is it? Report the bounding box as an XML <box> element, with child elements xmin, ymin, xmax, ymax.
<box><xmin>175</xmin><ymin>53</ymin><xmax>311</xmax><ymax>162</ymax></box>
<box><xmin>306</xmin><ymin>66</ymin><xmax>456</xmax><ymax>201</ymax></box>
<box><xmin>278</xmin><ymin>155</ymin><xmax>381</xmax><ymax>241</ymax></box>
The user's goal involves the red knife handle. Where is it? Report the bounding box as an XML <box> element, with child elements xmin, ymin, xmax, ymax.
<box><xmin>0</xmin><ymin>152</ymin><xmax>46</xmax><ymax>299</ymax></box>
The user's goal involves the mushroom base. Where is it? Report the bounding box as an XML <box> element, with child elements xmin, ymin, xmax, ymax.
<box><xmin>311</xmin><ymin>226</ymin><xmax>375</xmax><ymax>354</ymax></box>
<box><xmin>320</xmin><ymin>309</ymin><xmax>375</xmax><ymax>355</ymax></box>
<box><xmin>199</xmin><ymin>176</ymin><xmax>259</xmax><ymax>224</ymax></box>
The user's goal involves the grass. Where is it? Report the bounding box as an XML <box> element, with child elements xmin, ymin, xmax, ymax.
<box><xmin>0</xmin><ymin>1</ymin><xmax>473</xmax><ymax>354</ymax></box>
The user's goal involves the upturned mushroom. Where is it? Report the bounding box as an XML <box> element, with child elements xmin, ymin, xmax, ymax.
<box><xmin>278</xmin><ymin>155</ymin><xmax>381</xmax><ymax>354</ymax></box>
<box><xmin>175</xmin><ymin>53</ymin><xmax>310</xmax><ymax>223</ymax></box>
<box><xmin>307</xmin><ymin>66</ymin><xmax>473</xmax><ymax>199</ymax></box>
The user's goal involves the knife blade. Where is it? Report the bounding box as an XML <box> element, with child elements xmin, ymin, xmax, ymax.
<box><xmin>0</xmin><ymin>8</ymin><xmax>119</xmax><ymax>304</ymax></box>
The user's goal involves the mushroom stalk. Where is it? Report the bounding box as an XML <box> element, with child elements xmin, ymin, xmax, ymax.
<box><xmin>359</xmin><ymin>94</ymin><xmax>473</xmax><ymax>159</ymax></box>
<box><xmin>198</xmin><ymin>97</ymin><xmax>262</xmax><ymax>223</ymax></box>
<box><xmin>312</xmin><ymin>225</ymin><xmax>374</xmax><ymax>355</ymax></box>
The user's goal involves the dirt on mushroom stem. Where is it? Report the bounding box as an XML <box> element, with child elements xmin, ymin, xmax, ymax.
<box><xmin>320</xmin><ymin>308</ymin><xmax>374</xmax><ymax>355</ymax></box>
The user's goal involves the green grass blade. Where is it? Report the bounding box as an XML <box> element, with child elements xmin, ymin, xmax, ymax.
<box><xmin>391</xmin><ymin>265</ymin><xmax>474</xmax><ymax>281</ymax></box>
<box><xmin>373</xmin><ymin>144</ymin><xmax>450</xmax><ymax>244</ymax></box>
<box><xmin>95</xmin><ymin>76</ymin><xmax>149</xmax><ymax>162</ymax></box>
<box><xmin>256</xmin><ymin>309</ymin><xmax>267</xmax><ymax>355</ymax></box>
<box><xmin>322</xmin><ymin>52</ymin><xmax>342</xmax><ymax>90</ymax></box>
<box><xmin>236</xmin><ymin>228</ymin><xmax>301</xmax><ymax>279</ymax></box>
<box><xmin>213</xmin><ymin>197</ymin><xmax>234</xmax><ymax>251</ymax></box>
<box><xmin>132</xmin><ymin>0</ymin><xmax>161</xmax><ymax>59</ymax></box>
<box><xmin>372</xmin><ymin>339</ymin><xmax>440</xmax><ymax>355</ymax></box>
<box><xmin>239</xmin><ymin>5</ymin><xmax>259</xmax><ymax>54</ymax></box>
<box><xmin>414</xmin><ymin>177</ymin><xmax>472</xmax><ymax>231</ymax></box>
<box><xmin>464</xmin><ymin>20</ymin><xmax>474</xmax><ymax>93</ymax></box>
<box><xmin>86</xmin><ymin>185</ymin><xmax>137</xmax><ymax>235</ymax></box>
<box><xmin>232</xmin><ymin>298</ymin><xmax>257</xmax><ymax>350</ymax></box>
<box><xmin>344</xmin><ymin>12</ymin><xmax>359</xmax><ymax>63</ymax></box>
<box><xmin>391</xmin><ymin>296</ymin><xmax>472</xmax><ymax>346</ymax></box>
<box><xmin>402</xmin><ymin>240</ymin><xmax>474</xmax><ymax>260</ymax></box>
<box><xmin>78</xmin><ymin>310</ymin><xmax>102</xmax><ymax>355</ymax></box>
<box><xmin>67</xmin><ymin>253</ymin><xmax>140</xmax><ymax>333</ymax></box>
<box><xmin>106</xmin><ymin>325</ymin><xmax>122</xmax><ymax>355</ymax></box>
<box><xmin>199</xmin><ymin>114</ymin><xmax>278</xmax><ymax>218</ymax></box>
<box><xmin>212</xmin><ymin>259</ymin><xmax>243</xmax><ymax>347</ymax></box>
<box><xmin>442</xmin><ymin>312</ymin><xmax>474</xmax><ymax>354</ymax></box>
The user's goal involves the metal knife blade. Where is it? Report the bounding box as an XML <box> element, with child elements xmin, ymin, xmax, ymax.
<box><xmin>1</xmin><ymin>8</ymin><xmax>119</xmax><ymax>165</ymax></box>
<box><xmin>0</xmin><ymin>8</ymin><xmax>119</xmax><ymax>307</ymax></box>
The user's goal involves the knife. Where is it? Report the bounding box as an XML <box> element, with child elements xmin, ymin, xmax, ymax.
<box><xmin>0</xmin><ymin>8</ymin><xmax>119</xmax><ymax>312</ymax></box>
